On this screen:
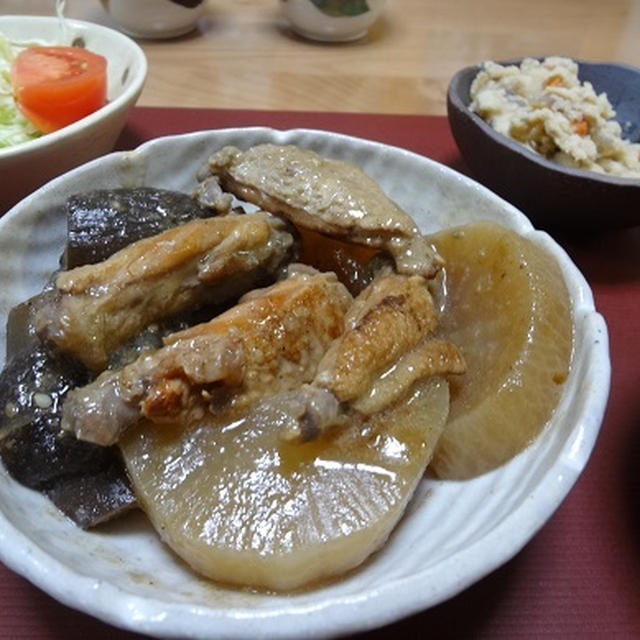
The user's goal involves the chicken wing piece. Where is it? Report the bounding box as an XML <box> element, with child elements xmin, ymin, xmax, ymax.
<box><xmin>202</xmin><ymin>144</ymin><xmax>443</xmax><ymax>278</ymax></box>
<box><xmin>278</xmin><ymin>271</ymin><xmax>466</xmax><ymax>443</ymax></box>
<box><xmin>61</xmin><ymin>268</ymin><xmax>353</xmax><ymax>446</ymax></box>
<box><xmin>36</xmin><ymin>213</ymin><xmax>294</xmax><ymax>372</ymax></box>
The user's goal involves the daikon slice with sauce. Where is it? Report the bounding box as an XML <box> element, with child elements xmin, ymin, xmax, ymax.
<box><xmin>120</xmin><ymin>376</ymin><xmax>450</xmax><ymax>591</ymax></box>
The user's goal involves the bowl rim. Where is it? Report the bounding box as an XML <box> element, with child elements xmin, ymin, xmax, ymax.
<box><xmin>0</xmin><ymin>15</ymin><xmax>148</xmax><ymax>161</ymax></box>
<box><xmin>447</xmin><ymin>56</ymin><xmax>640</xmax><ymax>188</ymax></box>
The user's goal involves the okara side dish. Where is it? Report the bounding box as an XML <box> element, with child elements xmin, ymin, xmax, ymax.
<box><xmin>470</xmin><ymin>56</ymin><xmax>640</xmax><ymax>179</ymax></box>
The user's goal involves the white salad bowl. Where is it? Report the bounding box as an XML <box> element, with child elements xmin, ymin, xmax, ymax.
<box><xmin>0</xmin><ymin>127</ymin><xmax>610</xmax><ymax>638</ymax></box>
<box><xmin>0</xmin><ymin>15</ymin><xmax>147</xmax><ymax>213</ymax></box>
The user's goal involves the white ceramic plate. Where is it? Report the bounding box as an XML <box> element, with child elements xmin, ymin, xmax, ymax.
<box><xmin>0</xmin><ymin>128</ymin><xmax>610</xmax><ymax>639</ymax></box>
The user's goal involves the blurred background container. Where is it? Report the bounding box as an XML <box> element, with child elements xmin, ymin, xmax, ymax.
<box><xmin>279</xmin><ymin>0</ymin><xmax>386</xmax><ymax>42</ymax></box>
<box><xmin>99</xmin><ymin>0</ymin><xmax>205</xmax><ymax>39</ymax></box>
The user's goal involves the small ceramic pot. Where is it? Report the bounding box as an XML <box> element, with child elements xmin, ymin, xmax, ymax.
<box><xmin>100</xmin><ymin>0</ymin><xmax>205</xmax><ymax>39</ymax></box>
<box><xmin>280</xmin><ymin>0</ymin><xmax>386</xmax><ymax>42</ymax></box>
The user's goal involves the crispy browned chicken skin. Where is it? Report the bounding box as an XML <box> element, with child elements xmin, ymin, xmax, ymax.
<box><xmin>61</xmin><ymin>267</ymin><xmax>352</xmax><ymax>446</ymax></box>
<box><xmin>36</xmin><ymin>213</ymin><xmax>293</xmax><ymax>372</ymax></box>
<box><xmin>277</xmin><ymin>270</ymin><xmax>466</xmax><ymax>443</ymax></box>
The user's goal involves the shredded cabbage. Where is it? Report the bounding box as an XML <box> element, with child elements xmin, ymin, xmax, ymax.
<box><xmin>0</xmin><ymin>33</ymin><xmax>43</xmax><ymax>148</ymax></box>
<box><xmin>0</xmin><ymin>1</ymin><xmax>68</xmax><ymax>149</ymax></box>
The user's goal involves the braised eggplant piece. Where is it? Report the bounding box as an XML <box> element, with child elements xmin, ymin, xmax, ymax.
<box><xmin>0</xmin><ymin>344</ymin><xmax>91</xmax><ymax>487</ymax></box>
<box><xmin>63</xmin><ymin>187</ymin><xmax>214</xmax><ymax>268</ymax></box>
<box><xmin>0</xmin><ymin>343</ymin><xmax>136</xmax><ymax>527</ymax></box>
<box><xmin>46</xmin><ymin>461</ymin><xmax>136</xmax><ymax>528</ymax></box>
<box><xmin>5</xmin><ymin>291</ymin><xmax>51</xmax><ymax>361</ymax></box>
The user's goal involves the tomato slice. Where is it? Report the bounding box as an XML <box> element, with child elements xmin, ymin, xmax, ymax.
<box><xmin>11</xmin><ymin>46</ymin><xmax>107</xmax><ymax>133</ymax></box>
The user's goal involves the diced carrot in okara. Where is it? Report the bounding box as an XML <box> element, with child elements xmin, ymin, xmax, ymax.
<box><xmin>571</xmin><ymin>118</ymin><xmax>589</xmax><ymax>136</ymax></box>
<box><xmin>545</xmin><ymin>74</ymin><xmax>565</xmax><ymax>87</ymax></box>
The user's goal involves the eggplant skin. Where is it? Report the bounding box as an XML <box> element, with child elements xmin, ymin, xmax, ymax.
<box><xmin>0</xmin><ymin>344</ymin><xmax>102</xmax><ymax>487</ymax></box>
<box><xmin>46</xmin><ymin>461</ymin><xmax>136</xmax><ymax>529</ymax></box>
<box><xmin>5</xmin><ymin>287</ymin><xmax>56</xmax><ymax>363</ymax></box>
<box><xmin>0</xmin><ymin>344</ymin><xmax>137</xmax><ymax>527</ymax></box>
<box><xmin>64</xmin><ymin>187</ymin><xmax>213</xmax><ymax>268</ymax></box>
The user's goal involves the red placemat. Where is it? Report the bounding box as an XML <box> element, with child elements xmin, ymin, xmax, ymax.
<box><xmin>1</xmin><ymin>107</ymin><xmax>639</xmax><ymax>639</ymax></box>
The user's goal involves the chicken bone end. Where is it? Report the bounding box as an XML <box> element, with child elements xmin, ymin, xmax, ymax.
<box><xmin>274</xmin><ymin>385</ymin><xmax>346</xmax><ymax>445</ymax></box>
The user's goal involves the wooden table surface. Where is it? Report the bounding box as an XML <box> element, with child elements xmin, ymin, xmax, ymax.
<box><xmin>8</xmin><ymin>0</ymin><xmax>640</xmax><ymax>115</ymax></box>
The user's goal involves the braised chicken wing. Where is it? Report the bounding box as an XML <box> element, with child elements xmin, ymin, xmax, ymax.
<box><xmin>36</xmin><ymin>213</ymin><xmax>294</xmax><ymax>372</ymax></box>
<box><xmin>278</xmin><ymin>270</ymin><xmax>466</xmax><ymax>443</ymax></box>
<box><xmin>200</xmin><ymin>144</ymin><xmax>443</xmax><ymax>278</ymax></box>
<box><xmin>62</xmin><ymin>267</ymin><xmax>352</xmax><ymax>446</ymax></box>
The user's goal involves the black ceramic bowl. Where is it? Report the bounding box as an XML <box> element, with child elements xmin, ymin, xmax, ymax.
<box><xmin>447</xmin><ymin>58</ymin><xmax>640</xmax><ymax>230</ymax></box>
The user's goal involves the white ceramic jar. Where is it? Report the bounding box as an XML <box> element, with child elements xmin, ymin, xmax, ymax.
<box><xmin>100</xmin><ymin>0</ymin><xmax>206</xmax><ymax>39</ymax></box>
<box><xmin>280</xmin><ymin>0</ymin><xmax>387</xmax><ymax>42</ymax></box>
